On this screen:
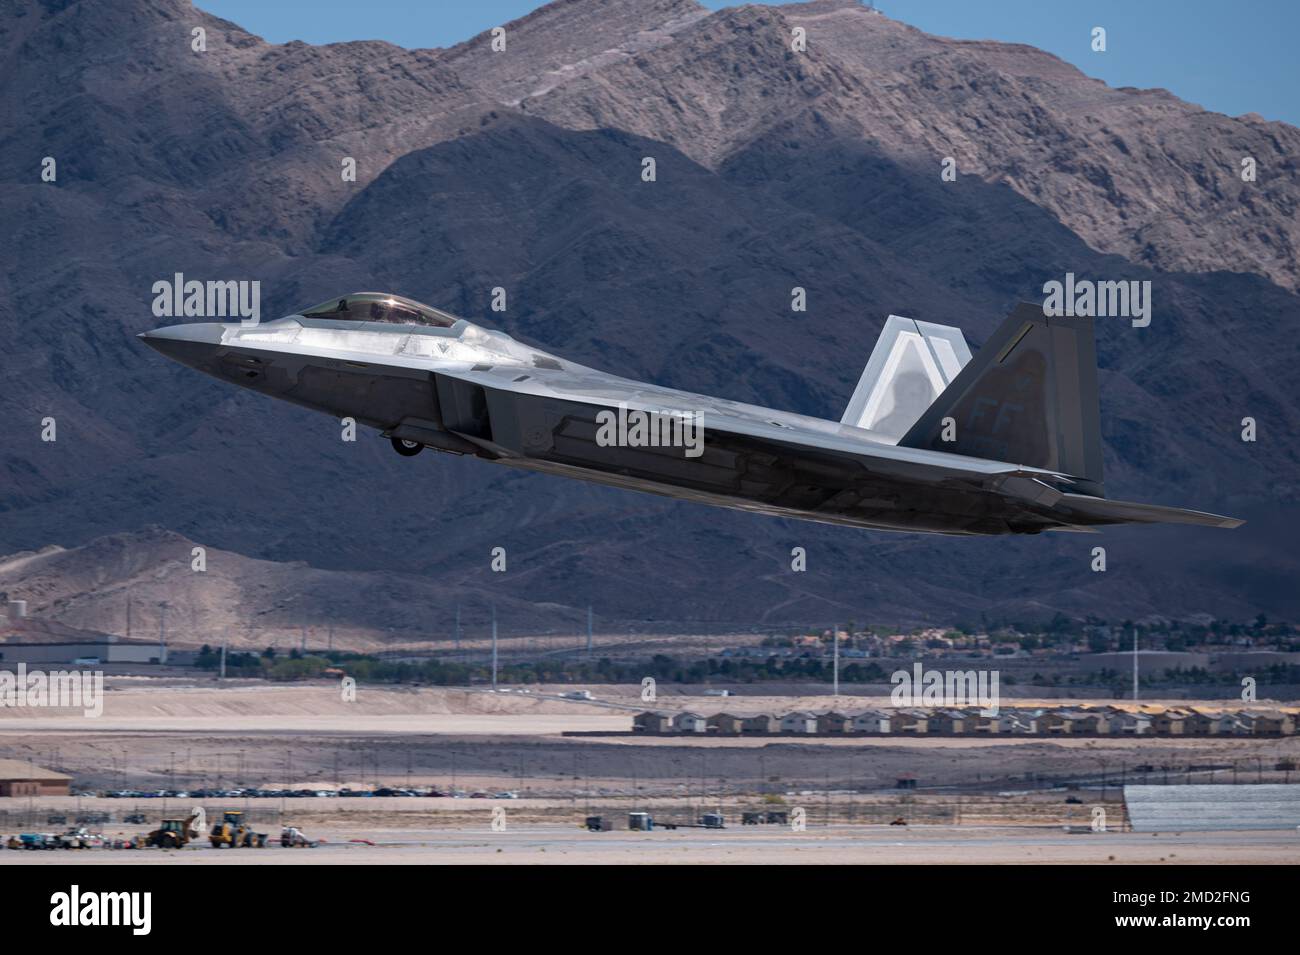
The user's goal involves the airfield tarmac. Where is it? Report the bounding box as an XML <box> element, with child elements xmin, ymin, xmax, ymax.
<box><xmin>4</xmin><ymin>680</ymin><xmax>1298</xmax><ymax>863</ymax></box>
<box><xmin>3</xmin><ymin>825</ymin><xmax>1296</xmax><ymax>865</ymax></box>
<box><xmin>4</xmin><ymin>681</ymin><xmax>1295</xmax><ymax>799</ymax></box>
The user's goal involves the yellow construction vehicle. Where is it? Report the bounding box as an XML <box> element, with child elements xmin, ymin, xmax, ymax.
<box><xmin>208</xmin><ymin>810</ymin><xmax>267</xmax><ymax>848</ymax></box>
<box><xmin>144</xmin><ymin>810</ymin><xmax>202</xmax><ymax>849</ymax></box>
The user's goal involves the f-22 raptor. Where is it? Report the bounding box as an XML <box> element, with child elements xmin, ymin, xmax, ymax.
<box><xmin>141</xmin><ymin>293</ymin><xmax>1241</xmax><ymax>535</ymax></box>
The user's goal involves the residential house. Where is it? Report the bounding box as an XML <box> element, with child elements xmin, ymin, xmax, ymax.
<box><xmin>849</xmin><ymin>710</ymin><xmax>891</xmax><ymax>734</ymax></box>
<box><xmin>816</xmin><ymin>711</ymin><xmax>851</xmax><ymax>734</ymax></box>
<box><xmin>1221</xmin><ymin>712</ymin><xmax>1255</xmax><ymax>736</ymax></box>
<box><xmin>1187</xmin><ymin>709</ymin><xmax>1240</xmax><ymax>736</ymax></box>
<box><xmin>928</xmin><ymin>709</ymin><xmax>971</xmax><ymax>735</ymax></box>
<box><xmin>1004</xmin><ymin>711</ymin><xmax>1039</xmax><ymax>734</ymax></box>
<box><xmin>740</xmin><ymin>713</ymin><xmax>779</xmax><ymax>735</ymax></box>
<box><xmin>1253</xmin><ymin>711</ymin><xmax>1296</xmax><ymax>736</ymax></box>
<box><xmin>1185</xmin><ymin>709</ymin><xmax>1217</xmax><ymax>736</ymax></box>
<box><xmin>1040</xmin><ymin>709</ymin><xmax>1095</xmax><ymax>735</ymax></box>
<box><xmin>1152</xmin><ymin>709</ymin><xmax>1192</xmax><ymax>736</ymax></box>
<box><xmin>1108</xmin><ymin>711</ymin><xmax>1152</xmax><ymax>736</ymax></box>
<box><xmin>708</xmin><ymin>712</ymin><xmax>745</xmax><ymax>735</ymax></box>
<box><xmin>632</xmin><ymin>711</ymin><xmax>672</xmax><ymax>734</ymax></box>
<box><xmin>780</xmin><ymin>711</ymin><xmax>818</xmax><ymax>734</ymax></box>
<box><xmin>1230</xmin><ymin>711</ymin><xmax>1258</xmax><ymax>736</ymax></box>
<box><xmin>889</xmin><ymin>709</ymin><xmax>929</xmax><ymax>734</ymax></box>
<box><xmin>969</xmin><ymin>711</ymin><xmax>1027</xmax><ymax>734</ymax></box>
<box><xmin>1038</xmin><ymin>710</ymin><xmax>1072</xmax><ymax>735</ymax></box>
<box><xmin>1072</xmin><ymin>709</ymin><xmax>1113</xmax><ymax>735</ymax></box>
<box><xmin>673</xmin><ymin>711</ymin><xmax>708</xmax><ymax>734</ymax></box>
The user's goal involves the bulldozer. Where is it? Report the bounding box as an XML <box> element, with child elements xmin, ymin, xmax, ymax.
<box><xmin>208</xmin><ymin>810</ymin><xmax>267</xmax><ymax>848</ymax></box>
<box><xmin>144</xmin><ymin>810</ymin><xmax>202</xmax><ymax>849</ymax></box>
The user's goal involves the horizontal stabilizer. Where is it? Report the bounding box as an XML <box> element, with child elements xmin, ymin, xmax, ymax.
<box><xmin>1056</xmin><ymin>493</ymin><xmax>1244</xmax><ymax>529</ymax></box>
<box><xmin>842</xmin><ymin>315</ymin><xmax>971</xmax><ymax>440</ymax></box>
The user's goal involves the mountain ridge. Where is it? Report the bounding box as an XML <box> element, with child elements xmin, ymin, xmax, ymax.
<box><xmin>1</xmin><ymin>0</ymin><xmax>1297</xmax><ymax>639</ymax></box>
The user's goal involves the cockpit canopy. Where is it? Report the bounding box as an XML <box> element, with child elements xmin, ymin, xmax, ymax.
<box><xmin>298</xmin><ymin>292</ymin><xmax>460</xmax><ymax>328</ymax></box>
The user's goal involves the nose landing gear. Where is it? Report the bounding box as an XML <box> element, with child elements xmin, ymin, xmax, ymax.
<box><xmin>390</xmin><ymin>436</ymin><xmax>423</xmax><ymax>457</ymax></box>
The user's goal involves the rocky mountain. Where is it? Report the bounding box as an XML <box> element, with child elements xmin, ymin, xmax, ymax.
<box><xmin>0</xmin><ymin>526</ymin><xmax>567</xmax><ymax>650</ymax></box>
<box><xmin>1</xmin><ymin>0</ymin><xmax>1297</xmax><ymax>640</ymax></box>
<box><xmin>518</xmin><ymin>1</ymin><xmax>1300</xmax><ymax>290</ymax></box>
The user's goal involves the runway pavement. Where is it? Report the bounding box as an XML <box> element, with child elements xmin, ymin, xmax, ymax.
<box><xmin>5</xmin><ymin>825</ymin><xmax>1296</xmax><ymax>865</ymax></box>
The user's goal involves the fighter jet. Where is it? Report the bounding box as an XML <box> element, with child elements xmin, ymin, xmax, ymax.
<box><xmin>140</xmin><ymin>292</ymin><xmax>1241</xmax><ymax>535</ymax></box>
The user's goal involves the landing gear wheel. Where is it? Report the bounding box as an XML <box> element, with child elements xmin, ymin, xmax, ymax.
<box><xmin>390</xmin><ymin>437</ymin><xmax>423</xmax><ymax>457</ymax></box>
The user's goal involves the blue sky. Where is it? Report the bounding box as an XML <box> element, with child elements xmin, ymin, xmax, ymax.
<box><xmin>196</xmin><ymin>0</ymin><xmax>1298</xmax><ymax>126</ymax></box>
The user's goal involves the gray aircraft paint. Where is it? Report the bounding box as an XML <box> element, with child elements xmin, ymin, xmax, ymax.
<box><xmin>140</xmin><ymin>293</ymin><xmax>1241</xmax><ymax>536</ymax></box>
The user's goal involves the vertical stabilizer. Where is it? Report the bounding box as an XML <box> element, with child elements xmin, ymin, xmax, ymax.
<box><xmin>898</xmin><ymin>302</ymin><xmax>1105</xmax><ymax>496</ymax></box>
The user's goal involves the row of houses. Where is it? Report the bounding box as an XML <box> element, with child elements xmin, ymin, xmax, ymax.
<box><xmin>633</xmin><ymin>707</ymin><xmax>1299</xmax><ymax>737</ymax></box>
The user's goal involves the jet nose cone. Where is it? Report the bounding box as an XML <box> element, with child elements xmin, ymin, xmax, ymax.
<box><xmin>138</xmin><ymin>322</ymin><xmax>229</xmax><ymax>368</ymax></box>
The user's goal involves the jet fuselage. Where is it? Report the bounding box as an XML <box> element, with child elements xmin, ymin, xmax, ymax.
<box><xmin>140</xmin><ymin>293</ymin><xmax>1241</xmax><ymax>536</ymax></box>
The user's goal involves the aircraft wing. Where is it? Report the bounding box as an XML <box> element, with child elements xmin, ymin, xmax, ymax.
<box><xmin>433</xmin><ymin>360</ymin><xmax>1070</xmax><ymax>489</ymax></box>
